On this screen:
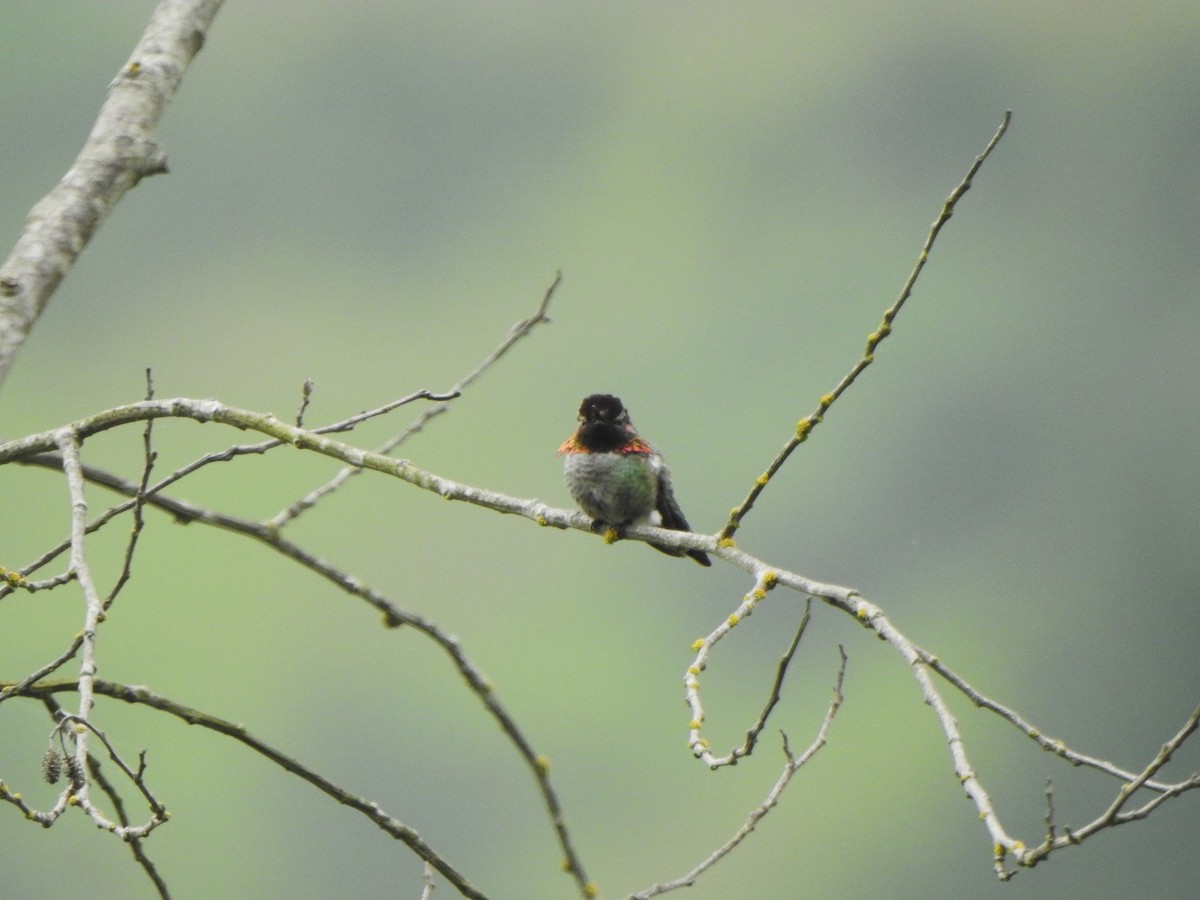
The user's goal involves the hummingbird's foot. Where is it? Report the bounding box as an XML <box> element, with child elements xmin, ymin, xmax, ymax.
<box><xmin>588</xmin><ymin>519</ymin><xmax>625</xmax><ymax>544</ymax></box>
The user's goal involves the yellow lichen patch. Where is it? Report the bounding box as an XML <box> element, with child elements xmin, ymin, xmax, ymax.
<box><xmin>602</xmin><ymin>527</ymin><xmax>620</xmax><ymax>544</ymax></box>
<box><xmin>689</xmin><ymin>719</ymin><xmax>702</xmax><ymax>730</ymax></box>
<box><xmin>762</xmin><ymin>570</ymin><xmax>778</xmax><ymax>588</ymax></box>
<box><xmin>584</xmin><ymin>883</ymin><xmax>600</xmax><ymax>897</ymax></box>
<box><xmin>535</xmin><ymin>755</ymin><xmax>551</xmax><ymax>773</ymax></box>
<box><xmin>727</xmin><ymin>614</ymin><xmax>740</xmax><ymax>627</ymax></box>
<box><xmin>690</xmin><ymin>639</ymin><xmax>705</xmax><ymax>652</ymax></box>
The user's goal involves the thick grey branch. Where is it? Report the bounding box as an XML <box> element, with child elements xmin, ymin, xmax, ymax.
<box><xmin>0</xmin><ymin>0</ymin><xmax>224</xmax><ymax>387</ymax></box>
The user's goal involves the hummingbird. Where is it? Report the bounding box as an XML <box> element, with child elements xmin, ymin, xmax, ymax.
<box><xmin>558</xmin><ymin>394</ymin><xmax>711</xmax><ymax>566</ymax></box>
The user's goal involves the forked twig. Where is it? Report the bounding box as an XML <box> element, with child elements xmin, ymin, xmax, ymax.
<box><xmin>268</xmin><ymin>271</ymin><xmax>560</xmax><ymax>528</ymax></box>
<box><xmin>14</xmin><ymin>678</ymin><xmax>489</xmax><ymax>900</ymax></box>
<box><xmin>630</xmin><ymin>646</ymin><xmax>848</xmax><ymax>898</ymax></box>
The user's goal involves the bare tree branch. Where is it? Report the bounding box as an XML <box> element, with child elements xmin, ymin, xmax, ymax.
<box><xmin>11</xmin><ymin>678</ymin><xmax>490</xmax><ymax>900</ymax></box>
<box><xmin>685</xmin><ymin>569</ymin><xmax>797</xmax><ymax>767</ymax></box>
<box><xmin>921</xmin><ymin>650</ymin><xmax>1182</xmax><ymax>793</ymax></box>
<box><xmin>1013</xmin><ymin>704</ymin><xmax>1200</xmax><ymax>875</ymax></box>
<box><xmin>739</xmin><ymin>599</ymin><xmax>812</xmax><ymax>759</ymax></box>
<box><xmin>630</xmin><ymin>646</ymin><xmax>848</xmax><ymax>898</ymax></box>
<box><xmin>719</xmin><ymin>111</ymin><xmax>1012</xmax><ymax>543</ymax></box>
<box><xmin>269</xmin><ymin>270</ymin><xmax>560</xmax><ymax>528</ymax></box>
<box><xmin>0</xmin><ymin>0</ymin><xmax>224</xmax><ymax>387</ymax></box>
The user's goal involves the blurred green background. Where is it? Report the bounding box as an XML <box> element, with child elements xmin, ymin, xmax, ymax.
<box><xmin>2</xmin><ymin>2</ymin><xmax>1198</xmax><ymax>898</ymax></box>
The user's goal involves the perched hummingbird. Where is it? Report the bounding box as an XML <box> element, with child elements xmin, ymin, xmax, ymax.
<box><xmin>558</xmin><ymin>394</ymin><xmax>711</xmax><ymax>566</ymax></box>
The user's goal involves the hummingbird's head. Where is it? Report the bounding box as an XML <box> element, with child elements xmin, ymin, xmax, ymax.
<box><xmin>578</xmin><ymin>394</ymin><xmax>628</xmax><ymax>424</ymax></box>
<box><xmin>575</xmin><ymin>394</ymin><xmax>633</xmax><ymax>451</ymax></box>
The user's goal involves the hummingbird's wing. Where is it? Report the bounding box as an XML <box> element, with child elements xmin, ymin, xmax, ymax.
<box><xmin>653</xmin><ymin>462</ymin><xmax>691</xmax><ymax>532</ymax></box>
<box><xmin>652</xmin><ymin>460</ymin><xmax>712</xmax><ymax>567</ymax></box>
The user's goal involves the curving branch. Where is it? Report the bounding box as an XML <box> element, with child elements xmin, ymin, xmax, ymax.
<box><xmin>0</xmin><ymin>0</ymin><xmax>224</xmax><ymax>388</ymax></box>
<box><xmin>10</xmin><ymin>678</ymin><xmax>489</xmax><ymax>900</ymax></box>
<box><xmin>680</xmin><ymin>542</ymin><xmax>1200</xmax><ymax>879</ymax></box>
<box><xmin>630</xmin><ymin>645</ymin><xmax>848</xmax><ymax>899</ymax></box>
<box><xmin>0</xmin><ymin>397</ymin><xmax>708</xmax><ymax>563</ymax></box>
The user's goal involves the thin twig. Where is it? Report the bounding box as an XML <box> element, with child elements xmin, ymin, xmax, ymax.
<box><xmin>15</xmin><ymin>678</ymin><xmax>490</xmax><ymax>900</ymax></box>
<box><xmin>741</xmin><ymin>598</ymin><xmax>812</xmax><ymax>758</ymax></box>
<box><xmin>105</xmin><ymin>368</ymin><xmax>157</xmax><ymax>609</ymax></box>
<box><xmin>420</xmin><ymin>862</ymin><xmax>437</xmax><ymax>900</ymax></box>
<box><xmin>685</xmin><ymin>569</ymin><xmax>782</xmax><ymax>767</ymax></box>
<box><xmin>719</xmin><ymin>111</ymin><xmax>1012</xmax><ymax>543</ymax></box>
<box><xmin>629</xmin><ymin>646</ymin><xmax>848</xmax><ymax>898</ymax></box>
<box><xmin>268</xmin><ymin>270</ymin><xmax>560</xmax><ymax>529</ymax></box>
<box><xmin>1016</xmin><ymin>703</ymin><xmax>1200</xmax><ymax>873</ymax></box>
<box><xmin>40</xmin><ymin>694</ymin><xmax>171</xmax><ymax>899</ymax></box>
<box><xmin>0</xmin><ymin>387</ymin><xmax>459</xmax><ymax>597</ymax></box>
<box><xmin>54</xmin><ymin>429</ymin><xmax>101</xmax><ymax>806</ymax></box>
<box><xmin>295</xmin><ymin>378</ymin><xmax>315</xmax><ymax>426</ymax></box>
<box><xmin>921</xmin><ymin>650</ymin><xmax>1178</xmax><ymax>793</ymax></box>
<box><xmin>1043</xmin><ymin>779</ymin><xmax>1056</xmax><ymax>844</ymax></box>
<box><xmin>0</xmin><ymin>635</ymin><xmax>84</xmax><ymax>704</ymax></box>
<box><xmin>54</xmin><ymin>712</ymin><xmax>167</xmax><ymax>817</ymax></box>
